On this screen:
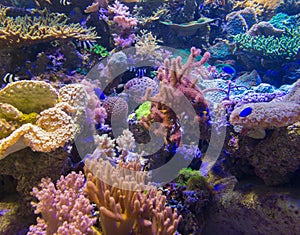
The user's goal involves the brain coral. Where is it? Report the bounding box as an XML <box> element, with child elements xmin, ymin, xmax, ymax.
<box><xmin>0</xmin><ymin>81</ymin><xmax>85</xmax><ymax>160</ymax></box>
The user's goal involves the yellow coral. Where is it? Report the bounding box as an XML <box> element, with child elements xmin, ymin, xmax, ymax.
<box><xmin>84</xmin><ymin>158</ymin><xmax>181</xmax><ymax>235</ymax></box>
<box><xmin>0</xmin><ymin>7</ymin><xmax>98</xmax><ymax>48</ymax></box>
<box><xmin>135</xmin><ymin>30</ymin><xmax>163</xmax><ymax>61</ymax></box>
<box><xmin>0</xmin><ymin>81</ymin><xmax>86</xmax><ymax>159</ymax></box>
<box><xmin>234</xmin><ymin>0</ymin><xmax>283</xmax><ymax>15</ymax></box>
<box><xmin>0</xmin><ymin>81</ymin><xmax>57</xmax><ymax>114</ymax></box>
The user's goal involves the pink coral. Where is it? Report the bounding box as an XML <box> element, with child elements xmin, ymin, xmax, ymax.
<box><xmin>113</xmin><ymin>15</ymin><xmax>137</xmax><ymax>29</ymax></box>
<box><xmin>27</xmin><ymin>172</ymin><xmax>96</xmax><ymax>235</ymax></box>
<box><xmin>108</xmin><ymin>0</ymin><xmax>137</xmax><ymax>48</ymax></box>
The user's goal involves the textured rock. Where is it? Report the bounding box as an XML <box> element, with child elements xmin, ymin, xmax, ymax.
<box><xmin>203</xmin><ymin>177</ymin><xmax>300</xmax><ymax>235</ymax></box>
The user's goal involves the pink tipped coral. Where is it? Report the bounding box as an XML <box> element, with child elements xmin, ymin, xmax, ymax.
<box><xmin>27</xmin><ymin>172</ymin><xmax>96</xmax><ymax>235</ymax></box>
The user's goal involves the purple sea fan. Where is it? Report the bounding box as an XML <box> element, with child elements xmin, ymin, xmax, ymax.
<box><xmin>27</xmin><ymin>172</ymin><xmax>96</xmax><ymax>235</ymax></box>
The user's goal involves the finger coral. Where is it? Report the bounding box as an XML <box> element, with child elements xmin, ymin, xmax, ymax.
<box><xmin>84</xmin><ymin>157</ymin><xmax>182</xmax><ymax>235</ymax></box>
<box><xmin>28</xmin><ymin>171</ymin><xmax>96</xmax><ymax>235</ymax></box>
<box><xmin>0</xmin><ymin>81</ymin><xmax>86</xmax><ymax>159</ymax></box>
<box><xmin>0</xmin><ymin>6</ymin><xmax>98</xmax><ymax>48</ymax></box>
<box><xmin>141</xmin><ymin>47</ymin><xmax>211</xmax><ymax>145</ymax></box>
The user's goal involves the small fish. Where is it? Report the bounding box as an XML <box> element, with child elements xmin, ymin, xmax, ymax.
<box><xmin>94</xmin><ymin>87</ymin><xmax>106</xmax><ymax>100</ymax></box>
<box><xmin>221</xmin><ymin>65</ymin><xmax>236</xmax><ymax>74</ymax></box>
<box><xmin>239</xmin><ymin>107</ymin><xmax>252</xmax><ymax>117</ymax></box>
<box><xmin>214</xmin><ymin>183</ymin><xmax>226</xmax><ymax>191</ymax></box>
<box><xmin>2</xmin><ymin>73</ymin><xmax>19</xmax><ymax>84</ymax></box>
<box><xmin>76</xmin><ymin>40</ymin><xmax>95</xmax><ymax>51</ymax></box>
<box><xmin>60</xmin><ymin>0</ymin><xmax>72</xmax><ymax>6</ymax></box>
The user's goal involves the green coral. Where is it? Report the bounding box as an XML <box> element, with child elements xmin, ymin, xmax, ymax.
<box><xmin>233</xmin><ymin>27</ymin><xmax>300</xmax><ymax>60</ymax></box>
<box><xmin>177</xmin><ymin>168</ymin><xmax>212</xmax><ymax>191</ymax></box>
<box><xmin>19</xmin><ymin>112</ymin><xmax>38</xmax><ymax>124</ymax></box>
<box><xmin>90</xmin><ymin>44</ymin><xmax>109</xmax><ymax>57</ymax></box>
<box><xmin>269</xmin><ymin>13</ymin><xmax>300</xmax><ymax>30</ymax></box>
<box><xmin>135</xmin><ymin>101</ymin><xmax>152</xmax><ymax>120</ymax></box>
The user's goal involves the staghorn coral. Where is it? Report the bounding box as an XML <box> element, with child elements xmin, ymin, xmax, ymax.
<box><xmin>116</xmin><ymin>129</ymin><xmax>136</xmax><ymax>154</ymax></box>
<box><xmin>0</xmin><ymin>81</ymin><xmax>86</xmax><ymax>159</ymax></box>
<box><xmin>0</xmin><ymin>7</ymin><xmax>98</xmax><ymax>48</ymax></box>
<box><xmin>84</xmin><ymin>157</ymin><xmax>181</xmax><ymax>235</ymax></box>
<box><xmin>108</xmin><ymin>0</ymin><xmax>137</xmax><ymax>48</ymax></box>
<box><xmin>229</xmin><ymin>79</ymin><xmax>300</xmax><ymax>129</ymax></box>
<box><xmin>28</xmin><ymin>171</ymin><xmax>96</xmax><ymax>235</ymax></box>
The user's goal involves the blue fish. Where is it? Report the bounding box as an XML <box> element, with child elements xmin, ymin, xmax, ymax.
<box><xmin>214</xmin><ymin>183</ymin><xmax>226</xmax><ymax>191</ymax></box>
<box><xmin>222</xmin><ymin>65</ymin><xmax>235</xmax><ymax>74</ymax></box>
<box><xmin>239</xmin><ymin>107</ymin><xmax>252</xmax><ymax>117</ymax></box>
<box><xmin>94</xmin><ymin>87</ymin><xmax>106</xmax><ymax>100</ymax></box>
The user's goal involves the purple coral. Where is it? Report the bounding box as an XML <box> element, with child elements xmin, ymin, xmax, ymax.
<box><xmin>27</xmin><ymin>172</ymin><xmax>96</xmax><ymax>235</ymax></box>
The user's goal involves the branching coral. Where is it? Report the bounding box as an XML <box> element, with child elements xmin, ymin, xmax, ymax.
<box><xmin>0</xmin><ymin>6</ymin><xmax>98</xmax><ymax>48</ymax></box>
<box><xmin>107</xmin><ymin>0</ymin><xmax>137</xmax><ymax>48</ymax></box>
<box><xmin>28</xmin><ymin>171</ymin><xmax>96</xmax><ymax>235</ymax></box>
<box><xmin>140</xmin><ymin>47</ymin><xmax>211</xmax><ymax>145</ymax></box>
<box><xmin>135</xmin><ymin>30</ymin><xmax>163</xmax><ymax>61</ymax></box>
<box><xmin>84</xmin><ymin>157</ymin><xmax>181</xmax><ymax>235</ymax></box>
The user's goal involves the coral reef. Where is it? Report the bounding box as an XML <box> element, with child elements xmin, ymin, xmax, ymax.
<box><xmin>141</xmin><ymin>47</ymin><xmax>211</xmax><ymax>145</ymax></box>
<box><xmin>233</xmin><ymin>27</ymin><xmax>300</xmax><ymax>60</ymax></box>
<box><xmin>203</xmin><ymin>177</ymin><xmax>300</xmax><ymax>234</ymax></box>
<box><xmin>0</xmin><ymin>7</ymin><xmax>98</xmax><ymax>48</ymax></box>
<box><xmin>0</xmin><ymin>81</ymin><xmax>86</xmax><ymax>159</ymax></box>
<box><xmin>233</xmin><ymin>0</ymin><xmax>282</xmax><ymax>16</ymax></box>
<box><xmin>28</xmin><ymin>171</ymin><xmax>96</xmax><ymax>235</ymax></box>
<box><xmin>229</xmin><ymin>79</ymin><xmax>300</xmax><ymax>129</ymax></box>
<box><xmin>0</xmin><ymin>148</ymin><xmax>71</xmax><ymax>234</ymax></box>
<box><xmin>84</xmin><ymin>157</ymin><xmax>182</xmax><ymax>235</ymax></box>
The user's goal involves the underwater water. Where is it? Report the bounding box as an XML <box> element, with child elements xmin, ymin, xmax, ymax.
<box><xmin>0</xmin><ymin>0</ymin><xmax>299</xmax><ymax>234</ymax></box>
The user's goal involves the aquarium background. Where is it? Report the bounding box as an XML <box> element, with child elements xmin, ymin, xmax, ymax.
<box><xmin>0</xmin><ymin>0</ymin><xmax>299</xmax><ymax>234</ymax></box>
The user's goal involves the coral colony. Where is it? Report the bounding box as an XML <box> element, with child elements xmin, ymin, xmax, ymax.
<box><xmin>0</xmin><ymin>0</ymin><xmax>300</xmax><ymax>235</ymax></box>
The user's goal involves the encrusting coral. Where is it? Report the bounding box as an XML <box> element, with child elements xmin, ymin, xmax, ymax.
<box><xmin>0</xmin><ymin>81</ymin><xmax>87</xmax><ymax>159</ymax></box>
<box><xmin>84</xmin><ymin>157</ymin><xmax>182</xmax><ymax>235</ymax></box>
<box><xmin>0</xmin><ymin>6</ymin><xmax>98</xmax><ymax>48</ymax></box>
<box><xmin>229</xmin><ymin>79</ymin><xmax>300</xmax><ymax>129</ymax></box>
